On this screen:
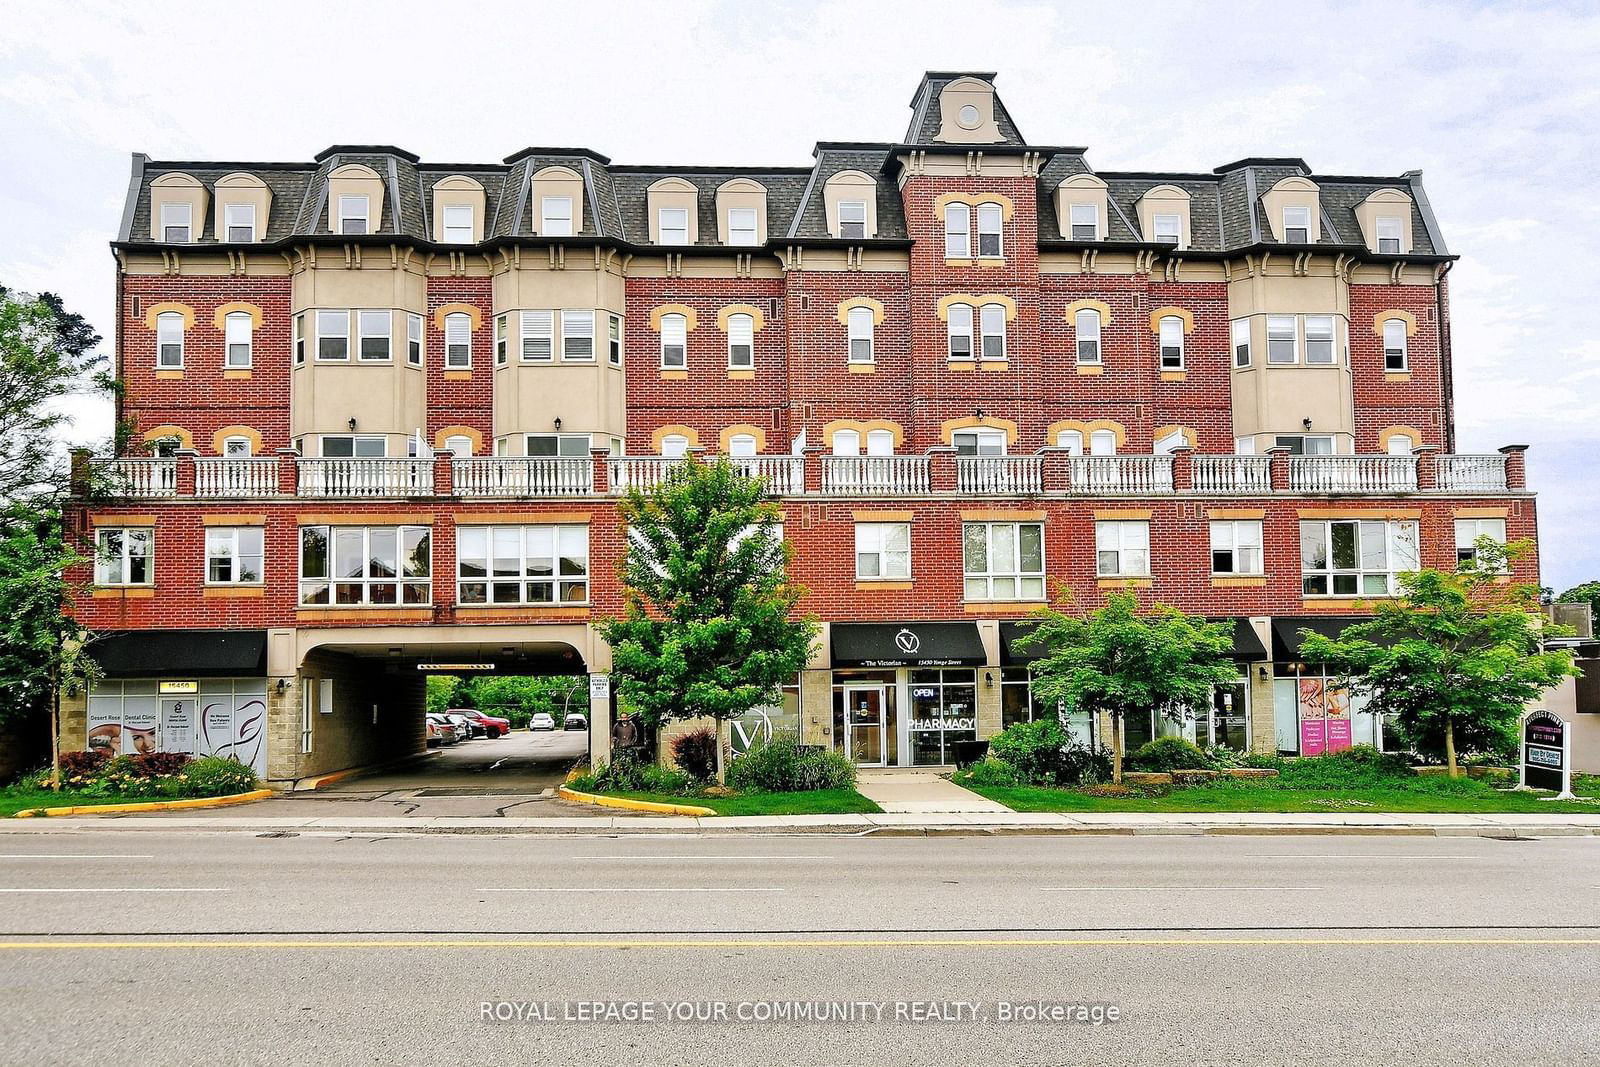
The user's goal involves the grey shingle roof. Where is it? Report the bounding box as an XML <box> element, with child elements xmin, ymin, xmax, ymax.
<box><xmin>787</xmin><ymin>147</ymin><xmax>906</xmax><ymax>240</ymax></box>
<box><xmin>903</xmin><ymin>72</ymin><xmax>1027</xmax><ymax>146</ymax></box>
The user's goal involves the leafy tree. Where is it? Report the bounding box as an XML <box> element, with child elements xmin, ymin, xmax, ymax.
<box><xmin>1300</xmin><ymin>540</ymin><xmax>1577</xmax><ymax>778</ymax></box>
<box><xmin>1557</xmin><ymin>580</ymin><xmax>1600</xmax><ymax>622</ymax></box>
<box><xmin>0</xmin><ymin>286</ymin><xmax>104</xmax><ymax>511</ymax></box>
<box><xmin>1020</xmin><ymin>591</ymin><xmax>1238</xmax><ymax>783</ymax></box>
<box><xmin>597</xmin><ymin>458</ymin><xmax>817</xmax><ymax>783</ymax></box>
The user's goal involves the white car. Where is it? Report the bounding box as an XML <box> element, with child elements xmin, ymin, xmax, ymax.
<box><xmin>529</xmin><ymin>712</ymin><xmax>556</xmax><ymax>731</ymax></box>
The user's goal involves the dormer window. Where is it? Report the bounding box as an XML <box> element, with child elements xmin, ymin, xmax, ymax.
<box><xmin>944</xmin><ymin>203</ymin><xmax>970</xmax><ymax>258</ymax></box>
<box><xmin>160</xmin><ymin>203</ymin><xmax>192</xmax><ymax>243</ymax></box>
<box><xmin>1377</xmin><ymin>216</ymin><xmax>1402</xmax><ymax>254</ymax></box>
<box><xmin>541</xmin><ymin>197</ymin><xmax>573</xmax><ymax>237</ymax></box>
<box><xmin>728</xmin><ymin>208</ymin><xmax>758</xmax><ymax>246</ymax></box>
<box><xmin>1153</xmin><ymin>214</ymin><xmax>1181</xmax><ymax>244</ymax></box>
<box><xmin>838</xmin><ymin>201</ymin><xmax>866</xmax><ymax>240</ymax></box>
<box><xmin>338</xmin><ymin>196</ymin><xmax>369</xmax><ymax>235</ymax></box>
<box><xmin>659</xmin><ymin>207</ymin><xmax>689</xmax><ymax>245</ymax></box>
<box><xmin>224</xmin><ymin>203</ymin><xmax>255</xmax><ymax>243</ymax></box>
<box><xmin>1282</xmin><ymin>206</ymin><xmax>1310</xmax><ymax>244</ymax></box>
<box><xmin>1069</xmin><ymin>203</ymin><xmax>1097</xmax><ymax>241</ymax></box>
<box><xmin>442</xmin><ymin>204</ymin><xmax>474</xmax><ymax>243</ymax></box>
<box><xmin>976</xmin><ymin>203</ymin><xmax>1003</xmax><ymax>257</ymax></box>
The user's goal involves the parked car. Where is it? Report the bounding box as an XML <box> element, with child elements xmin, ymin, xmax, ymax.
<box><xmin>452</xmin><ymin>709</ymin><xmax>511</xmax><ymax>738</ymax></box>
<box><xmin>444</xmin><ymin>712</ymin><xmax>482</xmax><ymax>739</ymax></box>
<box><xmin>426</xmin><ymin>713</ymin><xmax>459</xmax><ymax>746</ymax></box>
<box><xmin>529</xmin><ymin>712</ymin><xmax>556</xmax><ymax>731</ymax></box>
<box><xmin>563</xmin><ymin>712</ymin><xmax>588</xmax><ymax>731</ymax></box>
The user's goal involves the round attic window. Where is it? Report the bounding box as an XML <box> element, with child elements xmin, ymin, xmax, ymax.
<box><xmin>958</xmin><ymin>104</ymin><xmax>981</xmax><ymax>129</ymax></box>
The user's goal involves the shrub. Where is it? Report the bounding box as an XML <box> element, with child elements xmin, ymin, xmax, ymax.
<box><xmin>1274</xmin><ymin>745</ymin><xmax>1414</xmax><ymax>789</ymax></box>
<box><xmin>1126</xmin><ymin>737</ymin><xmax>1211</xmax><ymax>772</ymax></box>
<box><xmin>589</xmin><ymin>753</ymin><xmax>694</xmax><ymax>796</ymax></box>
<box><xmin>183</xmin><ymin>756</ymin><xmax>260</xmax><ymax>797</ymax></box>
<box><xmin>128</xmin><ymin>751</ymin><xmax>192</xmax><ymax>778</ymax></box>
<box><xmin>963</xmin><ymin>759</ymin><xmax>1023</xmax><ymax>787</ymax></box>
<box><xmin>1243</xmin><ymin>752</ymin><xmax>1283</xmax><ymax>770</ymax></box>
<box><xmin>727</xmin><ymin>732</ymin><xmax>856</xmax><ymax>793</ymax></box>
<box><xmin>1203</xmin><ymin>745</ymin><xmax>1246</xmax><ymax>769</ymax></box>
<box><xmin>987</xmin><ymin>719</ymin><xmax>1069</xmax><ymax>783</ymax></box>
<box><xmin>503</xmin><ymin>708</ymin><xmax>533</xmax><ymax>730</ymax></box>
<box><xmin>57</xmin><ymin>750</ymin><xmax>109</xmax><ymax>779</ymax></box>
<box><xmin>670</xmin><ymin>727</ymin><xmax>722</xmax><ymax>782</ymax></box>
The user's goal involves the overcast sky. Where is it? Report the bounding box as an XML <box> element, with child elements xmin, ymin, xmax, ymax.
<box><xmin>2</xmin><ymin>0</ymin><xmax>1595</xmax><ymax>590</ymax></box>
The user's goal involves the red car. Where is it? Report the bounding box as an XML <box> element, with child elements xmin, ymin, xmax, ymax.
<box><xmin>451</xmin><ymin>709</ymin><xmax>512</xmax><ymax>738</ymax></box>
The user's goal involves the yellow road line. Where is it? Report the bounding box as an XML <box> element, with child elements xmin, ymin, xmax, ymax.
<box><xmin>0</xmin><ymin>936</ymin><xmax>1596</xmax><ymax>951</ymax></box>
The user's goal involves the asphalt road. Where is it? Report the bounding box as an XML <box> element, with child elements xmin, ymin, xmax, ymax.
<box><xmin>0</xmin><ymin>831</ymin><xmax>1595</xmax><ymax>1065</ymax></box>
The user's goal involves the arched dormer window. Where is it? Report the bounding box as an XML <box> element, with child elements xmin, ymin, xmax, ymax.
<box><xmin>149</xmin><ymin>173</ymin><xmax>207</xmax><ymax>243</ymax></box>
<box><xmin>214</xmin><ymin>172</ymin><xmax>270</xmax><ymax>243</ymax></box>
<box><xmin>326</xmin><ymin>163</ymin><xmax>384</xmax><ymax>235</ymax></box>
<box><xmin>824</xmin><ymin>170</ymin><xmax>877</xmax><ymax>239</ymax></box>
<box><xmin>1056</xmin><ymin>174</ymin><xmax>1107</xmax><ymax>242</ymax></box>
<box><xmin>1262</xmin><ymin>176</ymin><xmax>1321</xmax><ymax>244</ymax></box>
<box><xmin>716</xmin><ymin>177</ymin><xmax>767</xmax><ymax>246</ymax></box>
<box><xmin>1137</xmin><ymin>184</ymin><xmax>1191</xmax><ymax>250</ymax></box>
<box><xmin>431</xmin><ymin>175</ymin><xmax>485</xmax><ymax>244</ymax></box>
<box><xmin>530</xmin><ymin>166</ymin><xmax>584</xmax><ymax>236</ymax></box>
<box><xmin>647</xmin><ymin>177</ymin><xmax>698</xmax><ymax>245</ymax></box>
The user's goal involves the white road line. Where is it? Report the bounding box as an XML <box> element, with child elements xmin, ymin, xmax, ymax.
<box><xmin>477</xmin><ymin>887</ymin><xmax>785</xmax><ymax>893</ymax></box>
<box><xmin>583</xmin><ymin>856</ymin><xmax>833</xmax><ymax>861</ymax></box>
<box><xmin>0</xmin><ymin>888</ymin><xmax>229</xmax><ymax>894</ymax></box>
<box><xmin>1250</xmin><ymin>855</ymin><xmax>1483</xmax><ymax>860</ymax></box>
<box><xmin>1041</xmin><ymin>886</ymin><xmax>1326</xmax><ymax>892</ymax></box>
<box><xmin>0</xmin><ymin>855</ymin><xmax>155</xmax><ymax>860</ymax></box>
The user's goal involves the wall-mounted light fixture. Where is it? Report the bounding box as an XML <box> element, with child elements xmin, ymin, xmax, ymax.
<box><xmin>553</xmin><ymin>417</ymin><xmax>563</xmax><ymax>432</ymax></box>
<box><xmin>1258</xmin><ymin>665</ymin><xmax>1270</xmax><ymax>681</ymax></box>
<box><xmin>274</xmin><ymin>678</ymin><xmax>290</xmax><ymax>694</ymax></box>
<box><xmin>1302</xmin><ymin>417</ymin><xmax>1313</xmax><ymax>431</ymax></box>
<box><xmin>974</xmin><ymin>407</ymin><xmax>986</xmax><ymax>422</ymax></box>
<box><xmin>983</xmin><ymin>670</ymin><xmax>994</xmax><ymax>688</ymax></box>
<box><xmin>348</xmin><ymin>417</ymin><xmax>358</xmax><ymax>432</ymax></box>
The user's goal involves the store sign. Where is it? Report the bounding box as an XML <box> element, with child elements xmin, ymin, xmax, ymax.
<box><xmin>1521</xmin><ymin>710</ymin><xmax>1572</xmax><ymax>796</ymax></box>
<box><xmin>830</xmin><ymin>622</ymin><xmax>986</xmax><ymax>668</ymax></box>
<box><xmin>158</xmin><ymin>680</ymin><xmax>198</xmax><ymax>695</ymax></box>
<box><xmin>1298</xmin><ymin>678</ymin><xmax>1352</xmax><ymax>756</ymax></box>
<box><xmin>908</xmin><ymin>717</ymin><xmax>975</xmax><ymax>732</ymax></box>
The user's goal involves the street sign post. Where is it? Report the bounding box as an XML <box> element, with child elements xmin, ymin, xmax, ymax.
<box><xmin>1520</xmin><ymin>709</ymin><xmax>1574</xmax><ymax>799</ymax></box>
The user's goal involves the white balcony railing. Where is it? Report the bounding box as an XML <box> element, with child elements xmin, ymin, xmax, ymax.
<box><xmin>1437</xmin><ymin>454</ymin><xmax>1508</xmax><ymax>492</ymax></box>
<box><xmin>729</xmin><ymin>455</ymin><xmax>805</xmax><ymax>495</ymax></box>
<box><xmin>1290</xmin><ymin>455</ymin><xmax>1418</xmax><ymax>494</ymax></box>
<box><xmin>1067</xmin><ymin>454</ymin><xmax>1174</xmax><ymax>495</ymax></box>
<box><xmin>297</xmin><ymin>457</ymin><xmax>433</xmax><ymax>498</ymax></box>
<box><xmin>194</xmin><ymin>457</ymin><xmax>279</xmax><ymax>497</ymax></box>
<box><xmin>822</xmin><ymin>455</ymin><xmax>931</xmax><ymax>495</ymax></box>
<box><xmin>957</xmin><ymin>455</ymin><xmax>1043</xmax><ymax>494</ymax></box>
<box><xmin>92</xmin><ymin>457</ymin><xmax>176</xmax><ymax>498</ymax></box>
<box><xmin>1192</xmin><ymin>455</ymin><xmax>1273</xmax><ymax>495</ymax></box>
<box><xmin>607</xmin><ymin>456</ymin><xmax>685</xmax><ymax>495</ymax></box>
<box><xmin>452</xmin><ymin>457</ymin><xmax>592</xmax><ymax>498</ymax></box>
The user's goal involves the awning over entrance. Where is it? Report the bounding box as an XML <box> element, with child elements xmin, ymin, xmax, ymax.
<box><xmin>1271</xmin><ymin>617</ymin><xmax>1366</xmax><ymax>661</ymax></box>
<box><xmin>1001</xmin><ymin>618</ymin><xmax>1266</xmax><ymax>663</ymax></box>
<box><xmin>831</xmin><ymin>622</ymin><xmax>986</xmax><ymax>668</ymax></box>
<box><xmin>87</xmin><ymin>629</ymin><xmax>267</xmax><ymax>677</ymax></box>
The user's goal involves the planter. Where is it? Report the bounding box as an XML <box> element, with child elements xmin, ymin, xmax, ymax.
<box><xmin>1222</xmin><ymin>767</ymin><xmax>1280</xmax><ymax>779</ymax></box>
<box><xmin>1170</xmin><ymin>769</ymin><xmax>1219</xmax><ymax>785</ymax></box>
<box><xmin>1122</xmin><ymin>771</ymin><xmax>1173</xmax><ymax>786</ymax></box>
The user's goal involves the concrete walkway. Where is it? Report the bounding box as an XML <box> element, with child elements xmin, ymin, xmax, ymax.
<box><xmin>854</xmin><ymin>769</ymin><xmax>1011</xmax><ymax>813</ymax></box>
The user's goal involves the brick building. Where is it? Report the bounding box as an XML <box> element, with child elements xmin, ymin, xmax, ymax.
<box><xmin>65</xmin><ymin>72</ymin><xmax>1536</xmax><ymax>783</ymax></box>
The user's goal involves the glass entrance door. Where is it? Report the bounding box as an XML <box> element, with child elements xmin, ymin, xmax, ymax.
<box><xmin>843</xmin><ymin>685</ymin><xmax>886</xmax><ymax>766</ymax></box>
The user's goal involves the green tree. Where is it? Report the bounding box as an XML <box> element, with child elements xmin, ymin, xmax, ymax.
<box><xmin>1557</xmin><ymin>580</ymin><xmax>1600</xmax><ymax>622</ymax></box>
<box><xmin>1020</xmin><ymin>591</ymin><xmax>1238</xmax><ymax>783</ymax></box>
<box><xmin>1300</xmin><ymin>540</ymin><xmax>1577</xmax><ymax>778</ymax></box>
<box><xmin>597</xmin><ymin>458</ymin><xmax>817</xmax><ymax>783</ymax></box>
<box><xmin>0</xmin><ymin>287</ymin><xmax>104</xmax><ymax>510</ymax></box>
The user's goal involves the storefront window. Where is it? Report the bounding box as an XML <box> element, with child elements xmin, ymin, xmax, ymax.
<box><xmin>999</xmin><ymin>667</ymin><xmax>1095</xmax><ymax>748</ymax></box>
<box><xmin>907</xmin><ymin>668</ymin><xmax>977</xmax><ymax>765</ymax></box>
<box><xmin>831</xmin><ymin>670</ymin><xmax>898</xmax><ymax>766</ymax></box>
<box><xmin>731</xmin><ymin>677</ymin><xmax>800</xmax><ymax>755</ymax></box>
<box><xmin>1273</xmin><ymin>664</ymin><xmax>1389</xmax><ymax>755</ymax></box>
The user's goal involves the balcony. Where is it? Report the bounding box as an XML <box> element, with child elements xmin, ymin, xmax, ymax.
<box><xmin>823</xmin><ymin>455</ymin><xmax>930</xmax><ymax>495</ymax></box>
<box><xmin>297</xmin><ymin>457</ymin><xmax>433</xmax><ymax>498</ymax></box>
<box><xmin>1067</xmin><ymin>455</ymin><xmax>1173</xmax><ymax>495</ymax></box>
<box><xmin>1437</xmin><ymin>454</ymin><xmax>1508</xmax><ymax>492</ymax></box>
<box><xmin>91</xmin><ymin>457</ymin><xmax>176</xmax><ymax>498</ymax></box>
<box><xmin>1193</xmin><ymin>455</ymin><xmax>1272</xmax><ymax>495</ymax></box>
<box><xmin>957</xmin><ymin>455</ymin><xmax>1043</xmax><ymax>495</ymax></box>
<box><xmin>607</xmin><ymin>456</ymin><xmax>685</xmax><ymax>494</ymax></box>
<box><xmin>195</xmin><ymin>457</ymin><xmax>279</xmax><ymax>497</ymax></box>
<box><xmin>453</xmin><ymin>457</ymin><xmax>592</xmax><ymax>498</ymax></box>
<box><xmin>1290</xmin><ymin>455</ymin><xmax>1417</xmax><ymax>494</ymax></box>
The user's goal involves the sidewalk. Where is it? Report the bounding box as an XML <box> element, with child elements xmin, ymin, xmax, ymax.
<box><xmin>7</xmin><ymin>811</ymin><xmax>1600</xmax><ymax>836</ymax></box>
<box><xmin>854</xmin><ymin>769</ymin><xmax>1010</xmax><ymax>814</ymax></box>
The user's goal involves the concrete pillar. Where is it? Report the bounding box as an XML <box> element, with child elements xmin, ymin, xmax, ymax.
<box><xmin>976</xmin><ymin>665</ymin><xmax>1003</xmax><ymax>740</ymax></box>
<box><xmin>58</xmin><ymin>686</ymin><xmax>88</xmax><ymax>752</ymax></box>
<box><xmin>799</xmin><ymin>668</ymin><xmax>832</xmax><ymax>748</ymax></box>
<box><xmin>263</xmin><ymin>675</ymin><xmax>302</xmax><ymax>785</ymax></box>
<box><xmin>1249</xmin><ymin>662</ymin><xmax>1278</xmax><ymax>755</ymax></box>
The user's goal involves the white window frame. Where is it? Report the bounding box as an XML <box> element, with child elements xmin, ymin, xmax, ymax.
<box><xmin>1282</xmin><ymin>206</ymin><xmax>1311</xmax><ymax>243</ymax></box>
<box><xmin>1158</xmin><ymin>315</ymin><xmax>1185</xmax><ymax>369</ymax></box>
<box><xmin>224</xmin><ymin>202</ymin><xmax>256</xmax><ymax>243</ymax></box>
<box><xmin>1153</xmin><ymin>213</ymin><xmax>1181</xmax><ymax>244</ymax></box>
<box><xmin>962</xmin><ymin>521</ymin><xmax>1046</xmax><ymax>602</ymax></box>
<box><xmin>337</xmin><ymin>195</ymin><xmax>370</xmax><ymax>235</ymax></box>
<box><xmin>1075</xmin><ymin>308</ymin><xmax>1101</xmax><ymax>364</ymax></box>
<box><xmin>659</xmin><ymin>313</ymin><xmax>687</xmax><ymax>369</ymax></box>
<box><xmin>838</xmin><ymin>200</ymin><xmax>866</xmax><ymax>240</ymax></box>
<box><xmin>319</xmin><ymin>435</ymin><xmax>387</xmax><ymax>458</ymax></box>
<box><xmin>444</xmin><ymin>312</ymin><xmax>472</xmax><ymax>368</ymax></box>
<box><xmin>1455</xmin><ymin>517</ymin><xmax>1507</xmax><ymax>568</ymax></box>
<box><xmin>1275</xmin><ymin>434</ymin><xmax>1334</xmax><ymax>456</ymax></box>
<box><xmin>947</xmin><ymin>303</ymin><xmax>974</xmax><ymax>360</ymax></box>
<box><xmin>1304</xmin><ymin>315</ymin><xmax>1335</xmax><ymax>365</ymax></box>
<box><xmin>1266</xmin><ymin>314</ymin><xmax>1297</xmax><ymax>364</ymax></box>
<box><xmin>726</xmin><ymin>313</ymin><xmax>754</xmax><ymax>369</ymax></box>
<box><xmin>831</xmin><ymin>429</ymin><xmax>860</xmax><ymax>456</ymax></box>
<box><xmin>357</xmin><ymin>310</ymin><xmax>392</xmax><ymax>362</ymax></box>
<box><xmin>298</xmin><ymin>524</ymin><xmax>432</xmax><ymax>606</ymax></box>
<box><xmin>525</xmin><ymin>433</ymin><xmax>592</xmax><ymax>458</ymax></box>
<box><xmin>1095</xmin><ymin>520</ymin><xmax>1151</xmax><ymax>579</ymax></box>
<box><xmin>562</xmin><ymin>310</ymin><xmax>595</xmax><ymax>361</ymax></box>
<box><xmin>1383</xmin><ymin>319</ymin><xmax>1408</xmax><ymax>371</ymax></box>
<box><xmin>406</xmin><ymin>313</ymin><xmax>423</xmax><ymax>366</ymax></box>
<box><xmin>442</xmin><ymin>204</ymin><xmax>474</xmax><ymax>244</ymax></box>
<box><xmin>608</xmin><ymin>314</ymin><xmax>623</xmax><ymax>367</ymax></box>
<box><xmin>976</xmin><ymin>202</ymin><xmax>1003</xmax><ymax>257</ymax></box>
<box><xmin>294</xmin><ymin>313</ymin><xmax>306</xmax><ymax>366</ymax></box>
<box><xmin>456</xmin><ymin>524</ymin><xmax>589</xmax><ymax>606</ymax></box>
<box><xmin>223</xmin><ymin>311</ymin><xmax>253</xmax><ymax>369</ymax></box>
<box><xmin>659</xmin><ymin>433</ymin><xmax>690</xmax><ymax>459</ymax></box>
<box><xmin>1069</xmin><ymin>202</ymin><xmax>1097</xmax><ymax>241</ymax></box>
<box><xmin>520</xmin><ymin>310</ymin><xmax>554</xmax><ymax>363</ymax></box>
<box><xmin>1056</xmin><ymin>429</ymin><xmax>1083</xmax><ymax>455</ymax></box>
<box><xmin>1089</xmin><ymin>429</ymin><xmax>1118</xmax><ymax>456</ymax></box>
<box><xmin>979</xmin><ymin>303</ymin><xmax>1006</xmax><ymax>360</ymax></box>
<box><xmin>156</xmin><ymin>312</ymin><xmax>185</xmax><ymax>368</ymax></box>
<box><xmin>206</xmin><ymin>526</ymin><xmax>264</xmax><ymax>586</ymax></box>
<box><xmin>1386</xmin><ymin>433</ymin><xmax>1415</xmax><ymax>456</ymax></box>
<box><xmin>1209</xmin><ymin>520</ymin><xmax>1263</xmax><ymax>576</ymax></box>
<box><xmin>1376</xmin><ymin>216</ymin><xmax>1402</xmax><ymax>254</ymax></box>
<box><xmin>952</xmin><ymin>429</ymin><xmax>1006</xmax><ymax>456</ymax></box>
<box><xmin>95</xmin><ymin>527</ymin><xmax>153</xmax><ymax>586</ymax></box>
<box><xmin>727</xmin><ymin>207</ymin><xmax>758</xmax><ymax>246</ymax></box>
<box><xmin>1231</xmin><ymin>318</ymin><xmax>1251</xmax><ymax>368</ymax></box>
<box><xmin>727</xmin><ymin>433</ymin><xmax>758</xmax><ymax>458</ymax></box>
<box><xmin>847</xmin><ymin>306</ymin><xmax>874</xmax><ymax>364</ymax></box>
<box><xmin>316</xmin><ymin>310</ymin><xmax>349</xmax><ymax>362</ymax></box>
<box><xmin>865</xmin><ymin>429</ymin><xmax>894</xmax><ymax>456</ymax></box>
<box><xmin>658</xmin><ymin>207</ymin><xmax>689</xmax><ymax>245</ymax></box>
<box><xmin>443</xmin><ymin>435</ymin><xmax>473</xmax><ymax>458</ymax></box>
<box><xmin>540</xmin><ymin>196</ymin><xmax>573</xmax><ymax>237</ymax></box>
<box><xmin>160</xmin><ymin>202</ymin><xmax>192</xmax><ymax>243</ymax></box>
<box><xmin>944</xmin><ymin>203</ymin><xmax>970</xmax><ymax>258</ymax></box>
<box><xmin>855</xmin><ymin>522</ymin><xmax>910</xmax><ymax>580</ymax></box>
<box><xmin>495</xmin><ymin>314</ymin><xmax>509</xmax><ymax>366</ymax></box>
<box><xmin>222</xmin><ymin>436</ymin><xmax>252</xmax><ymax>458</ymax></box>
<box><xmin>1300</xmin><ymin>518</ymin><xmax>1419</xmax><ymax>598</ymax></box>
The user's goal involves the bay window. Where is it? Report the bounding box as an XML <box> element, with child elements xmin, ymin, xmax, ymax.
<box><xmin>521</xmin><ymin>310</ymin><xmax>554</xmax><ymax>362</ymax></box>
<box><xmin>562</xmin><ymin>310</ymin><xmax>595</xmax><ymax>360</ymax></box>
<box><xmin>1304</xmin><ymin>315</ymin><xmax>1335</xmax><ymax>364</ymax></box>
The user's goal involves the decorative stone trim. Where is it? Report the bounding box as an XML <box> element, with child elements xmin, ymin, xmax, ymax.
<box><xmin>1373</xmin><ymin>309</ymin><xmax>1419</xmax><ymax>336</ymax></box>
<box><xmin>142</xmin><ymin>425</ymin><xmax>193</xmax><ymax>450</ymax></box>
<box><xmin>940</xmin><ymin>415</ymin><xmax>1018</xmax><ymax>445</ymax></box>
<box><xmin>143</xmin><ymin>301</ymin><xmax>195</xmax><ymax>330</ymax></box>
<box><xmin>1148</xmin><ymin>305</ymin><xmax>1195</xmax><ymax>333</ymax></box>
<box><xmin>650</xmin><ymin>425</ymin><xmax>700</xmax><ymax>451</ymax></box>
<box><xmin>835</xmin><ymin>297</ymin><xmax>886</xmax><ymax>326</ymax></box>
<box><xmin>935</xmin><ymin>293</ymin><xmax>1018</xmax><ymax>321</ymax></box>
<box><xmin>718</xmin><ymin>424</ymin><xmax>767</xmax><ymax>452</ymax></box>
<box><xmin>1377</xmin><ymin>425</ymin><xmax>1425</xmax><ymax>453</ymax></box>
<box><xmin>210</xmin><ymin>425</ymin><xmax>263</xmax><ymax>455</ymax></box>
<box><xmin>648</xmin><ymin>304</ymin><xmax>698</xmax><ymax>331</ymax></box>
<box><xmin>715</xmin><ymin>304</ymin><xmax>765</xmax><ymax>332</ymax></box>
<box><xmin>932</xmin><ymin>191</ymin><xmax>1016</xmax><ymax>221</ymax></box>
<box><xmin>432</xmin><ymin>303</ymin><xmax>482</xmax><ymax>331</ymax></box>
<box><xmin>823</xmin><ymin>419</ymin><xmax>906</xmax><ymax>449</ymax></box>
<box><xmin>1045</xmin><ymin>419</ymin><xmax>1127</xmax><ymax>449</ymax></box>
<box><xmin>432</xmin><ymin>426</ymin><xmax>484</xmax><ymax>453</ymax></box>
<box><xmin>211</xmin><ymin>301</ymin><xmax>264</xmax><ymax>331</ymax></box>
<box><xmin>1063</xmin><ymin>298</ymin><xmax>1112</xmax><ymax>323</ymax></box>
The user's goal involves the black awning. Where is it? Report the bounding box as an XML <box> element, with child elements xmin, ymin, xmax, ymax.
<box><xmin>1271</xmin><ymin>617</ymin><xmax>1367</xmax><ymax>661</ymax></box>
<box><xmin>1225</xmin><ymin>618</ymin><xmax>1267</xmax><ymax>660</ymax></box>
<box><xmin>1000</xmin><ymin>621</ymin><xmax>1042</xmax><ymax>665</ymax></box>
<box><xmin>831</xmin><ymin>622</ymin><xmax>986</xmax><ymax>668</ymax></box>
<box><xmin>87</xmin><ymin>630</ymin><xmax>268</xmax><ymax>678</ymax></box>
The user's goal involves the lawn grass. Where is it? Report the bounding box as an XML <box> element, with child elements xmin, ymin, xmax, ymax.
<box><xmin>581</xmin><ymin>787</ymin><xmax>883</xmax><ymax>816</ymax></box>
<box><xmin>957</xmin><ymin>773</ymin><xmax>1600</xmax><ymax>815</ymax></box>
<box><xmin>0</xmin><ymin>787</ymin><xmax>151</xmax><ymax>817</ymax></box>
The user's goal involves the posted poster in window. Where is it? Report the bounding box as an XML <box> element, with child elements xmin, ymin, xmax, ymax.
<box><xmin>1298</xmin><ymin>678</ymin><xmax>1327</xmax><ymax>756</ymax></box>
<box><xmin>1324</xmin><ymin>684</ymin><xmax>1353</xmax><ymax>753</ymax></box>
<box><xmin>85</xmin><ymin>705</ymin><xmax>122</xmax><ymax>759</ymax></box>
<box><xmin>160</xmin><ymin>699</ymin><xmax>195</xmax><ymax>754</ymax></box>
<box><xmin>201</xmin><ymin>695</ymin><xmax>267</xmax><ymax>775</ymax></box>
<box><xmin>122</xmin><ymin>704</ymin><xmax>158</xmax><ymax>756</ymax></box>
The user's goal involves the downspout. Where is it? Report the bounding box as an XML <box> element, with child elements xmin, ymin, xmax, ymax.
<box><xmin>1435</xmin><ymin>261</ymin><xmax>1455</xmax><ymax>453</ymax></box>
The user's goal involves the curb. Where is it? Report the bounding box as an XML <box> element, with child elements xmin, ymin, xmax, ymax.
<box><xmin>12</xmin><ymin>788</ymin><xmax>275</xmax><ymax>819</ymax></box>
<box><xmin>287</xmin><ymin>751</ymin><xmax>437</xmax><ymax>792</ymax></box>
<box><xmin>557</xmin><ymin>786</ymin><xmax>716</xmax><ymax>817</ymax></box>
